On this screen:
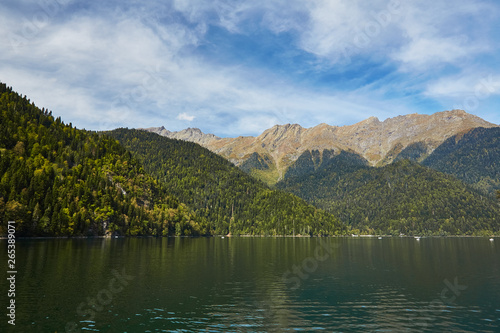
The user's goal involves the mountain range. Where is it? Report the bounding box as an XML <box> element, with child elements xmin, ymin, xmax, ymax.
<box><xmin>142</xmin><ymin>110</ymin><xmax>500</xmax><ymax>235</ymax></box>
<box><xmin>1</xmin><ymin>81</ymin><xmax>499</xmax><ymax>237</ymax></box>
<box><xmin>143</xmin><ymin>110</ymin><xmax>498</xmax><ymax>184</ymax></box>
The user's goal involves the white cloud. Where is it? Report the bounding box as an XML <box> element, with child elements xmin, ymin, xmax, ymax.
<box><xmin>0</xmin><ymin>1</ymin><xmax>434</xmax><ymax>138</ymax></box>
<box><xmin>0</xmin><ymin>0</ymin><xmax>499</xmax><ymax>138</ymax></box>
<box><xmin>423</xmin><ymin>72</ymin><xmax>500</xmax><ymax>121</ymax></box>
<box><xmin>276</xmin><ymin>0</ymin><xmax>496</xmax><ymax>72</ymax></box>
<box><xmin>389</xmin><ymin>1</ymin><xmax>496</xmax><ymax>71</ymax></box>
<box><xmin>177</xmin><ymin>112</ymin><xmax>196</xmax><ymax>121</ymax></box>
<box><xmin>392</xmin><ymin>37</ymin><xmax>473</xmax><ymax>70</ymax></box>
<box><xmin>425</xmin><ymin>73</ymin><xmax>500</xmax><ymax>98</ymax></box>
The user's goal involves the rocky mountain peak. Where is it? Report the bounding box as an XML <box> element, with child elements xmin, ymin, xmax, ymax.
<box><xmin>179</xmin><ymin>127</ymin><xmax>203</xmax><ymax>136</ymax></box>
<box><xmin>261</xmin><ymin>123</ymin><xmax>302</xmax><ymax>136</ymax></box>
<box><xmin>361</xmin><ymin>116</ymin><xmax>380</xmax><ymax>124</ymax></box>
<box><xmin>264</xmin><ymin>123</ymin><xmax>303</xmax><ymax>133</ymax></box>
<box><xmin>141</xmin><ymin>126</ymin><xmax>171</xmax><ymax>137</ymax></box>
<box><xmin>140</xmin><ymin>126</ymin><xmax>220</xmax><ymax>145</ymax></box>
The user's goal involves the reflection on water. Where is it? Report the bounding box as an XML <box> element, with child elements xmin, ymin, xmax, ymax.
<box><xmin>0</xmin><ymin>237</ymin><xmax>498</xmax><ymax>332</ymax></box>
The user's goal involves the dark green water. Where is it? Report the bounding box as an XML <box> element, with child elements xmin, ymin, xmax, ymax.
<box><xmin>1</xmin><ymin>237</ymin><xmax>499</xmax><ymax>332</ymax></box>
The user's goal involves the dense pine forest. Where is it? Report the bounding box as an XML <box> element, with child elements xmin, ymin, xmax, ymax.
<box><xmin>422</xmin><ymin>127</ymin><xmax>500</xmax><ymax>194</ymax></box>
<box><xmin>0</xmin><ymin>83</ymin><xmax>201</xmax><ymax>236</ymax></box>
<box><xmin>108</xmin><ymin>129</ymin><xmax>347</xmax><ymax>236</ymax></box>
<box><xmin>276</xmin><ymin>154</ymin><xmax>500</xmax><ymax>236</ymax></box>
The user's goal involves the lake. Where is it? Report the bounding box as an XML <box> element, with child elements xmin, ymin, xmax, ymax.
<box><xmin>1</xmin><ymin>237</ymin><xmax>499</xmax><ymax>332</ymax></box>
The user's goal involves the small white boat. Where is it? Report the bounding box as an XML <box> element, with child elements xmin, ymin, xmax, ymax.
<box><xmin>378</xmin><ymin>237</ymin><xmax>382</xmax><ymax>240</ymax></box>
<box><xmin>490</xmin><ymin>238</ymin><xmax>494</xmax><ymax>241</ymax></box>
<box><xmin>415</xmin><ymin>236</ymin><xmax>421</xmax><ymax>241</ymax></box>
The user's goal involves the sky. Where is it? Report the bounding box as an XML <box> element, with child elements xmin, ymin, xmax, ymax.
<box><xmin>1</xmin><ymin>0</ymin><xmax>500</xmax><ymax>137</ymax></box>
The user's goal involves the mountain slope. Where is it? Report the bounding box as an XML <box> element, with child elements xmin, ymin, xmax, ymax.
<box><xmin>422</xmin><ymin>127</ymin><xmax>500</xmax><ymax>194</ymax></box>
<box><xmin>144</xmin><ymin>110</ymin><xmax>497</xmax><ymax>184</ymax></box>
<box><xmin>277</xmin><ymin>158</ymin><xmax>500</xmax><ymax>236</ymax></box>
<box><xmin>0</xmin><ymin>83</ymin><xmax>200</xmax><ymax>237</ymax></box>
<box><xmin>108</xmin><ymin>128</ymin><xmax>348</xmax><ymax>236</ymax></box>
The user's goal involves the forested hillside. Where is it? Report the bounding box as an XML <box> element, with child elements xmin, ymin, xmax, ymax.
<box><xmin>277</xmin><ymin>158</ymin><xmax>500</xmax><ymax>236</ymax></box>
<box><xmin>3</xmin><ymin>81</ymin><xmax>497</xmax><ymax>237</ymax></box>
<box><xmin>108</xmin><ymin>129</ymin><xmax>348</xmax><ymax>236</ymax></box>
<box><xmin>283</xmin><ymin>150</ymin><xmax>369</xmax><ymax>182</ymax></box>
<box><xmin>422</xmin><ymin>127</ymin><xmax>500</xmax><ymax>194</ymax></box>
<box><xmin>0</xmin><ymin>83</ymin><xmax>201</xmax><ymax>236</ymax></box>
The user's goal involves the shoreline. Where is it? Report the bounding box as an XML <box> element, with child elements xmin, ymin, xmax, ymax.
<box><xmin>0</xmin><ymin>235</ymin><xmax>497</xmax><ymax>240</ymax></box>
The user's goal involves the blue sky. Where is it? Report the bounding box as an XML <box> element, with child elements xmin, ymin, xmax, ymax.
<box><xmin>1</xmin><ymin>0</ymin><xmax>500</xmax><ymax>137</ymax></box>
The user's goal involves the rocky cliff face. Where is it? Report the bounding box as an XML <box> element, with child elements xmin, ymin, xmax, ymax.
<box><xmin>141</xmin><ymin>110</ymin><xmax>498</xmax><ymax>184</ymax></box>
<box><xmin>141</xmin><ymin>126</ymin><xmax>221</xmax><ymax>146</ymax></box>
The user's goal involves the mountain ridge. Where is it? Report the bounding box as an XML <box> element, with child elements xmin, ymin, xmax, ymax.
<box><xmin>142</xmin><ymin>110</ymin><xmax>498</xmax><ymax>184</ymax></box>
<box><xmin>141</xmin><ymin>126</ymin><xmax>221</xmax><ymax>146</ymax></box>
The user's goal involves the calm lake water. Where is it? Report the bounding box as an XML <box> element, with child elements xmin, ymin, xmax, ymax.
<box><xmin>1</xmin><ymin>237</ymin><xmax>499</xmax><ymax>332</ymax></box>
